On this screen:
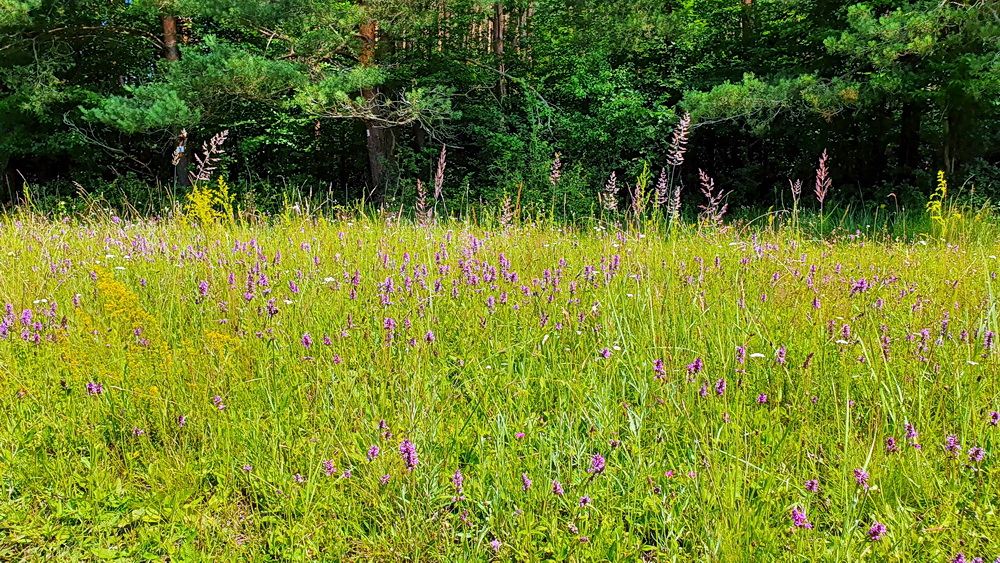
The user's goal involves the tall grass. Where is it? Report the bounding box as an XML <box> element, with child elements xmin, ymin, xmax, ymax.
<box><xmin>1</xmin><ymin>202</ymin><xmax>999</xmax><ymax>560</ymax></box>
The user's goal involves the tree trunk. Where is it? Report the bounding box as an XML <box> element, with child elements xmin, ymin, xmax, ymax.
<box><xmin>492</xmin><ymin>3</ymin><xmax>506</xmax><ymax>98</ymax></box>
<box><xmin>161</xmin><ymin>15</ymin><xmax>190</xmax><ymax>187</ymax></box>
<box><xmin>359</xmin><ymin>15</ymin><xmax>393</xmax><ymax>205</ymax></box>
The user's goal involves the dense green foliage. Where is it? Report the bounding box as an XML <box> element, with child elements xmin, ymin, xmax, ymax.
<box><xmin>2</xmin><ymin>0</ymin><xmax>999</xmax><ymax>213</ymax></box>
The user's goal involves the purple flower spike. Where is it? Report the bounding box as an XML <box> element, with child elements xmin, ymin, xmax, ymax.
<box><xmin>854</xmin><ymin>468</ymin><xmax>870</xmax><ymax>491</ymax></box>
<box><xmin>885</xmin><ymin>437</ymin><xmax>899</xmax><ymax>453</ymax></box>
<box><xmin>945</xmin><ymin>434</ymin><xmax>961</xmax><ymax>455</ymax></box>
<box><xmin>399</xmin><ymin>439</ymin><xmax>418</xmax><ymax>471</ymax></box>
<box><xmin>588</xmin><ymin>453</ymin><xmax>606</xmax><ymax>475</ymax></box>
<box><xmin>867</xmin><ymin>520</ymin><xmax>886</xmax><ymax>541</ymax></box>
<box><xmin>791</xmin><ymin>506</ymin><xmax>812</xmax><ymax>529</ymax></box>
<box><xmin>715</xmin><ymin>378</ymin><xmax>726</xmax><ymax>396</ymax></box>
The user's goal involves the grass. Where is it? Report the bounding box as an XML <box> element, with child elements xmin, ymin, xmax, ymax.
<box><xmin>1</xmin><ymin>207</ymin><xmax>999</xmax><ymax>561</ymax></box>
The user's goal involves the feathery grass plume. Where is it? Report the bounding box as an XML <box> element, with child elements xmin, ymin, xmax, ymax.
<box><xmin>189</xmin><ymin>130</ymin><xmax>230</xmax><ymax>185</ymax></box>
<box><xmin>654</xmin><ymin>168</ymin><xmax>669</xmax><ymax>208</ymax></box>
<box><xmin>663</xmin><ymin>112</ymin><xmax>692</xmax><ymax>227</ymax></box>
<box><xmin>666</xmin><ymin>112</ymin><xmax>691</xmax><ymax>167</ymax></box>
<box><xmin>789</xmin><ymin>178</ymin><xmax>803</xmax><ymax>229</ymax></box>
<box><xmin>631</xmin><ymin>162</ymin><xmax>651</xmax><ymax>219</ymax></box>
<box><xmin>171</xmin><ymin>128</ymin><xmax>188</xmax><ymax>166</ymax></box>
<box><xmin>600</xmin><ymin>171</ymin><xmax>619</xmax><ymax>211</ymax></box>
<box><xmin>697</xmin><ymin>169</ymin><xmax>729</xmax><ymax>229</ymax></box>
<box><xmin>668</xmin><ymin>183</ymin><xmax>683</xmax><ymax>227</ymax></box>
<box><xmin>414</xmin><ymin>180</ymin><xmax>432</xmax><ymax>227</ymax></box>
<box><xmin>498</xmin><ymin>195</ymin><xmax>514</xmax><ymax>229</ymax></box>
<box><xmin>550</xmin><ymin>152</ymin><xmax>562</xmax><ymax>187</ymax></box>
<box><xmin>433</xmin><ymin>144</ymin><xmax>447</xmax><ymax>203</ymax></box>
<box><xmin>814</xmin><ymin>150</ymin><xmax>832</xmax><ymax>216</ymax></box>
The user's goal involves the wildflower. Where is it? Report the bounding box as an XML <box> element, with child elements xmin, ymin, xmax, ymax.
<box><xmin>399</xmin><ymin>439</ymin><xmax>418</xmax><ymax>471</ymax></box>
<box><xmin>757</xmin><ymin>393</ymin><xmax>768</xmax><ymax>404</ymax></box>
<box><xmin>342</xmin><ymin>469</ymin><xmax>352</xmax><ymax>478</ymax></box>
<box><xmin>885</xmin><ymin>437</ymin><xmax>899</xmax><ymax>453</ymax></box>
<box><xmin>515</xmin><ymin>432</ymin><xmax>526</xmax><ymax>439</ymax></box>
<box><xmin>968</xmin><ymin>447</ymin><xmax>985</xmax><ymax>462</ymax></box>
<box><xmin>178</xmin><ymin>415</ymin><xmax>187</xmax><ymax>428</ymax></box>
<box><xmin>380</xmin><ymin>474</ymin><xmax>391</xmax><ymax>484</ymax></box>
<box><xmin>452</xmin><ymin>469</ymin><xmax>465</xmax><ymax>501</ymax></box>
<box><xmin>552</xmin><ymin>480</ymin><xmax>564</xmax><ymax>495</ymax></box>
<box><xmin>242</xmin><ymin>464</ymin><xmax>252</xmax><ymax>472</ymax></box>
<box><xmin>804</xmin><ymin>479</ymin><xmax>819</xmax><ymax>493</ymax></box>
<box><xmin>489</xmin><ymin>539</ymin><xmax>501</xmax><ymax>553</ymax></box>
<box><xmin>990</xmin><ymin>411</ymin><xmax>1000</xmax><ymax>426</ymax></box>
<box><xmin>578</xmin><ymin>537</ymin><xmax>589</xmax><ymax>543</ymax></box>
<box><xmin>867</xmin><ymin>521</ymin><xmax>886</xmax><ymax>541</ymax></box>
<box><xmin>715</xmin><ymin>378</ymin><xmax>726</xmax><ymax>396</ymax></box>
<box><xmin>905</xmin><ymin>423</ymin><xmax>922</xmax><ymax>449</ymax></box>
<box><xmin>579</xmin><ymin>496</ymin><xmax>591</xmax><ymax>507</ymax></box>
<box><xmin>589</xmin><ymin>453</ymin><xmax>606</xmax><ymax>474</ymax></box>
<box><xmin>293</xmin><ymin>473</ymin><xmax>305</xmax><ymax>483</ymax></box>
<box><xmin>323</xmin><ymin>460</ymin><xmax>336</xmax><ymax>477</ymax></box>
<box><xmin>198</xmin><ymin>280</ymin><xmax>209</xmax><ymax>297</ymax></box>
<box><xmin>599</xmin><ymin>348</ymin><xmax>611</xmax><ymax>359</ymax></box>
<box><xmin>212</xmin><ymin>395</ymin><xmax>226</xmax><ymax>410</ymax></box>
<box><xmin>301</xmin><ymin>333</ymin><xmax>312</xmax><ymax>349</ymax></box>
<box><xmin>521</xmin><ymin>473</ymin><xmax>532</xmax><ymax>491</ymax></box>
<box><xmin>791</xmin><ymin>506</ymin><xmax>813</xmax><ymax>529</ymax></box>
<box><xmin>367</xmin><ymin>445</ymin><xmax>380</xmax><ymax>461</ymax></box>
<box><xmin>945</xmin><ymin>434</ymin><xmax>961</xmax><ymax>455</ymax></box>
<box><xmin>86</xmin><ymin>382</ymin><xmax>103</xmax><ymax>395</ymax></box>
<box><xmin>854</xmin><ymin>468</ymin><xmax>869</xmax><ymax>491</ymax></box>
<box><xmin>686</xmin><ymin>356</ymin><xmax>703</xmax><ymax>375</ymax></box>
<box><xmin>609</xmin><ymin>438</ymin><xmax>621</xmax><ymax>448</ymax></box>
<box><xmin>653</xmin><ymin>358</ymin><xmax>666</xmax><ymax>379</ymax></box>
<box><xmin>132</xmin><ymin>427</ymin><xmax>145</xmax><ymax>436</ymax></box>
<box><xmin>699</xmin><ymin>383</ymin><xmax>708</xmax><ymax>397</ymax></box>
<box><xmin>776</xmin><ymin>345</ymin><xmax>786</xmax><ymax>365</ymax></box>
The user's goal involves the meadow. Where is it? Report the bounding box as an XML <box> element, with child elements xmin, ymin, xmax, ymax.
<box><xmin>1</xmin><ymin>202</ymin><xmax>1000</xmax><ymax>561</ymax></box>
